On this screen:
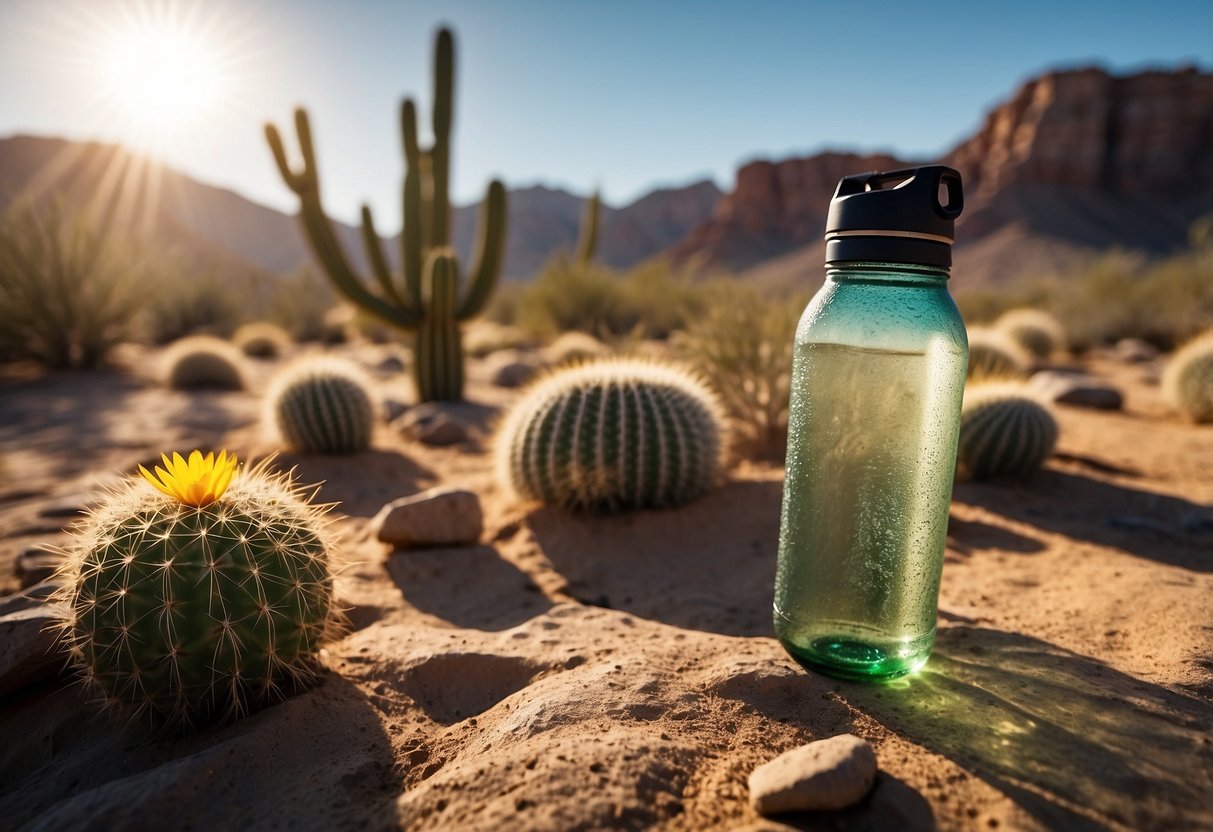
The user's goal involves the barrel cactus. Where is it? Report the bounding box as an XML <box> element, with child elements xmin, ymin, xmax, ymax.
<box><xmin>56</xmin><ymin>451</ymin><xmax>336</xmax><ymax>728</ymax></box>
<box><xmin>1164</xmin><ymin>330</ymin><xmax>1213</xmax><ymax>423</ymax></box>
<box><xmin>164</xmin><ymin>335</ymin><xmax>246</xmax><ymax>390</ymax></box>
<box><xmin>268</xmin><ymin>358</ymin><xmax>376</xmax><ymax>454</ymax></box>
<box><xmin>957</xmin><ymin>383</ymin><xmax>1058</xmax><ymax>481</ymax></box>
<box><xmin>995</xmin><ymin>308</ymin><xmax>1066</xmax><ymax>359</ymax></box>
<box><xmin>496</xmin><ymin>359</ymin><xmax>726</xmax><ymax>510</ymax></box>
<box><xmin>547</xmin><ymin>331</ymin><xmax>607</xmax><ymax>365</ymax></box>
<box><xmin>966</xmin><ymin>328</ymin><xmax>1031</xmax><ymax>380</ymax></box>
<box><xmin>234</xmin><ymin>322</ymin><xmax>292</xmax><ymax>358</ymax></box>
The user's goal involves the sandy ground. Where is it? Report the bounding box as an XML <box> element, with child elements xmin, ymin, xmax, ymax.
<box><xmin>0</xmin><ymin>342</ymin><xmax>1210</xmax><ymax>831</ymax></box>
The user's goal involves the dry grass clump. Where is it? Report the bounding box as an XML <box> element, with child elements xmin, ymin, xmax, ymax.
<box><xmin>164</xmin><ymin>335</ymin><xmax>246</xmax><ymax>390</ymax></box>
<box><xmin>675</xmin><ymin>284</ymin><xmax>801</xmax><ymax>454</ymax></box>
<box><xmin>0</xmin><ymin>200</ymin><xmax>151</xmax><ymax>368</ymax></box>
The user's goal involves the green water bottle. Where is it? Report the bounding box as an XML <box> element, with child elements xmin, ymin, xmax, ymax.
<box><xmin>773</xmin><ymin>165</ymin><xmax>968</xmax><ymax>682</ymax></box>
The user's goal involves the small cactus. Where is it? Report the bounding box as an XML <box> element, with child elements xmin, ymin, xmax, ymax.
<box><xmin>268</xmin><ymin>358</ymin><xmax>376</xmax><ymax>454</ymax></box>
<box><xmin>966</xmin><ymin>328</ymin><xmax>1031</xmax><ymax>380</ymax></box>
<box><xmin>57</xmin><ymin>451</ymin><xmax>337</xmax><ymax>728</ymax></box>
<box><xmin>995</xmin><ymin>308</ymin><xmax>1066</xmax><ymax>359</ymax></box>
<box><xmin>957</xmin><ymin>383</ymin><xmax>1058</xmax><ymax>481</ymax></box>
<box><xmin>496</xmin><ymin>359</ymin><xmax>725</xmax><ymax>510</ymax></box>
<box><xmin>164</xmin><ymin>335</ymin><xmax>246</xmax><ymax>390</ymax></box>
<box><xmin>1164</xmin><ymin>330</ymin><xmax>1213</xmax><ymax>423</ymax></box>
<box><xmin>233</xmin><ymin>322</ymin><xmax>292</xmax><ymax>358</ymax></box>
<box><xmin>547</xmin><ymin>331</ymin><xmax>607</xmax><ymax>365</ymax></box>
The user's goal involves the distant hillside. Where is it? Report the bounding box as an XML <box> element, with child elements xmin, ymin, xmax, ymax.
<box><xmin>679</xmin><ymin>66</ymin><xmax>1213</xmax><ymax>290</ymax></box>
<box><xmin>0</xmin><ymin>135</ymin><xmax>719</xmax><ymax>280</ymax></box>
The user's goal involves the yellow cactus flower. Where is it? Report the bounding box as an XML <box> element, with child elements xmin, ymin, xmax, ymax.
<box><xmin>139</xmin><ymin>450</ymin><xmax>239</xmax><ymax>507</ymax></box>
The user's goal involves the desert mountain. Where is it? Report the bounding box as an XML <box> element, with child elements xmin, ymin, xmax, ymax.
<box><xmin>0</xmin><ymin>135</ymin><xmax>719</xmax><ymax>279</ymax></box>
<box><xmin>679</xmin><ymin>66</ymin><xmax>1213</xmax><ymax>290</ymax></box>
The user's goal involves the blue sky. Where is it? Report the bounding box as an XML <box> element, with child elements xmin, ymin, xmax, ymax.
<box><xmin>0</xmin><ymin>0</ymin><xmax>1209</xmax><ymax>226</ymax></box>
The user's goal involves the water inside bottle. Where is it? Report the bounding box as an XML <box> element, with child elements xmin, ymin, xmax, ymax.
<box><xmin>774</xmin><ymin>340</ymin><xmax>964</xmax><ymax>680</ymax></box>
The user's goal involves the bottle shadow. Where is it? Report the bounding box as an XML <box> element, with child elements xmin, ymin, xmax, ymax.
<box><xmin>835</xmin><ymin>625</ymin><xmax>1213</xmax><ymax>831</ymax></box>
<box><xmin>953</xmin><ymin>469</ymin><xmax>1213</xmax><ymax>572</ymax></box>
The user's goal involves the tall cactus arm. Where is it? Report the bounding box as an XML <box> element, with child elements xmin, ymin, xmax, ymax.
<box><xmin>457</xmin><ymin>179</ymin><xmax>507</xmax><ymax>320</ymax></box>
<box><xmin>265</xmin><ymin>110</ymin><xmax>419</xmax><ymax>329</ymax></box>
<box><xmin>575</xmin><ymin>191</ymin><xmax>601</xmax><ymax>266</ymax></box>
<box><xmin>359</xmin><ymin>204</ymin><xmax>411</xmax><ymax>310</ymax></box>
<box><xmin>400</xmin><ymin>99</ymin><xmax>424</xmax><ymax>310</ymax></box>
<box><xmin>431</xmin><ymin>27</ymin><xmax>454</xmax><ymax>247</ymax></box>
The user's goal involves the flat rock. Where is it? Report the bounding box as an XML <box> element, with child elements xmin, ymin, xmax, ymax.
<box><xmin>398</xmin><ymin>403</ymin><xmax>470</xmax><ymax>446</ymax></box>
<box><xmin>489</xmin><ymin>357</ymin><xmax>539</xmax><ymax>389</ymax></box>
<box><xmin>748</xmin><ymin>734</ymin><xmax>877</xmax><ymax>815</ymax></box>
<box><xmin>374</xmin><ymin>488</ymin><xmax>483</xmax><ymax>549</ymax></box>
<box><xmin>1114</xmin><ymin>338</ymin><xmax>1160</xmax><ymax>363</ymax></box>
<box><xmin>0</xmin><ymin>604</ymin><xmax>68</xmax><ymax>697</ymax></box>
<box><xmin>18</xmin><ymin>547</ymin><xmax>64</xmax><ymax>588</ymax></box>
<box><xmin>1029</xmin><ymin>370</ymin><xmax>1123</xmax><ymax>410</ymax></box>
<box><xmin>382</xmin><ymin>398</ymin><xmax>409</xmax><ymax>423</ymax></box>
<box><xmin>37</xmin><ymin>500</ymin><xmax>89</xmax><ymax>519</ymax></box>
<box><xmin>0</xmin><ymin>578</ymin><xmax>65</xmax><ymax>616</ymax></box>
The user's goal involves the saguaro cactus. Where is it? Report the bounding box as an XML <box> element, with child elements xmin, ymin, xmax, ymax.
<box><xmin>574</xmin><ymin>191</ymin><xmax>601</xmax><ymax>267</ymax></box>
<box><xmin>264</xmin><ymin>28</ymin><xmax>506</xmax><ymax>402</ymax></box>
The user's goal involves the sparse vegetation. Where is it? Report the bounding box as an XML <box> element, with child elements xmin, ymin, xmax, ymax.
<box><xmin>1163</xmin><ymin>330</ymin><xmax>1213</xmax><ymax>423</ymax></box>
<box><xmin>675</xmin><ymin>284</ymin><xmax>803</xmax><ymax>453</ymax></box>
<box><xmin>0</xmin><ymin>200</ymin><xmax>151</xmax><ymax>368</ymax></box>
<box><xmin>164</xmin><ymin>335</ymin><xmax>246</xmax><ymax>390</ymax></box>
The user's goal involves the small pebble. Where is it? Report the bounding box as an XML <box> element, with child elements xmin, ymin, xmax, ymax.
<box><xmin>374</xmin><ymin>487</ymin><xmax>483</xmax><ymax>549</ymax></box>
<box><xmin>748</xmin><ymin>734</ymin><xmax>877</xmax><ymax>815</ymax></box>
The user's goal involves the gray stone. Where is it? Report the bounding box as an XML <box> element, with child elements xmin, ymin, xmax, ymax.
<box><xmin>375</xmin><ymin>354</ymin><xmax>406</xmax><ymax>374</ymax></box>
<box><xmin>17</xmin><ymin>547</ymin><xmax>64</xmax><ymax>589</ymax></box>
<box><xmin>1114</xmin><ymin>338</ymin><xmax>1160</xmax><ymax>363</ymax></box>
<box><xmin>1029</xmin><ymin>370</ymin><xmax>1124</xmax><ymax>410</ymax></box>
<box><xmin>490</xmin><ymin>359</ymin><xmax>539</xmax><ymax>388</ymax></box>
<box><xmin>398</xmin><ymin>403</ymin><xmax>470</xmax><ymax>446</ymax></box>
<box><xmin>748</xmin><ymin>734</ymin><xmax>877</xmax><ymax>815</ymax></box>
<box><xmin>382</xmin><ymin>398</ymin><xmax>409</xmax><ymax>423</ymax></box>
<box><xmin>0</xmin><ymin>604</ymin><xmax>68</xmax><ymax>697</ymax></box>
<box><xmin>374</xmin><ymin>488</ymin><xmax>483</xmax><ymax>548</ymax></box>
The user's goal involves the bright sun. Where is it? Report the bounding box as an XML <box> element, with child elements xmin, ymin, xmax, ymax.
<box><xmin>102</xmin><ymin>21</ymin><xmax>223</xmax><ymax>129</ymax></box>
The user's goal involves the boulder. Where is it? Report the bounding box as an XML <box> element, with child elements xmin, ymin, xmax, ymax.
<box><xmin>374</xmin><ymin>488</ymin><xmax>483</xmax><ymax>548</ymax></box>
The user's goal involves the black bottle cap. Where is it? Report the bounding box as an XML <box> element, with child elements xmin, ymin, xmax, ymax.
<box><xmin>824</xmin><ymin>165</ymin><xmax>964</xmax><ymax>268</ymax></box>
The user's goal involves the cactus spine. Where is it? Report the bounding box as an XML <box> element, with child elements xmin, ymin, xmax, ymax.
<box><xmin>58</xmin><ymin>454</ymin><xmax>336</xmax><ymax>728</ymax></box>
<box><xmin>496</xmin><ymin>359</ymin><xmax>725</xmax><ymax>510</ymax></box>
<box><xmin>1164</xmin><ymin>330</ymin><xmax>1213</xmax><ymax>423</ymax></box>
<box><xmin>956</xmin><ymin>383</ymin><xmax>1058</xmax><ymax>480</ymax></box>
<box><xmin>574</xmin><ymin>191</ymin><xmax>601</xmax><ymax>266</ymax></box>
<box><xmin>270</xmin><ymin>358</ymin><xmax>376</xmax><ymax>454</ymax></box>
<box><xmin>264</xmin><ymin>28</ymin><xmax>506</xmax><ymax>402</ymax></box>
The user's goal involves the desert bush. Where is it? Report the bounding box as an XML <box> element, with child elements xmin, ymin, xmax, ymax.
<box><xmin>164</xmin><ymin>335</ymin><xmax>246</xmax><ymax>390</ymax></box>
<box><xmin>504</xmin><ymin>257</ymin><xmax>704</xmax><ymax>341</ymax></box>
<box><xmin>267</xmin><ymin>266</ymin><xmax>338</xmax><ymax>342</ymax></box>
<box><xmin>495</xmin><ymin>359</ymin><xmax>725</xmax><ymax>510</ymax></box>
<box><xmin>142</xmin><ymin>258</ymin><xmax>269</xmax><ymax>345</ymax></box>
<box><xmin>234</xmin><ymin>321</ymin><xmax>292</xmax><ymax>358</ymax></box>
<box><xmin>1163</xmin><ymin>330</ymin><xmax>1213</xmax><ymax>423</ymax></box>
<box><xmin>675</xmin><ymin>283</ymin><xmax>802</xmax><ymax>453</ymax></box>
<box><xmin>0</xmin><ymin>200</ymin><xmax>151</xmax><ymax>368</ymax></box>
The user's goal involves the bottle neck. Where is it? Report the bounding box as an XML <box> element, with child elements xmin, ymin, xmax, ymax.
<box><xmin>826</xmin><ymin>261</ymin><xmax>950</xmax><ymax>286</ymax></box>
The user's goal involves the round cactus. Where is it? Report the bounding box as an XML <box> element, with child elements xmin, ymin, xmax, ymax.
<box><xmin>966</xmin><ymin>328</ymin><xmax>1031</xmax><ymax>380</ymax></box>
<box><xmin>995</xmin><ymin>308</ymin><xmax>1066</xmax><ymax>359</ymax></box>
<box><xmin>233</xmin><ymin>322</ymin><xmax>292</xmax><ymax>359</ymax></box>
<box><xmin>496</xmin><ymin>359</ymin><xmax>726</xmax><ymax>510</ymax></box>
<box><xmin>547</xmin><ymin>331</ymin><xmax>607</xmax><ymax>365</ymax></box>
<box><xmin>268</xmin><ymin>358</ymin><xmax>375</xmax><ymax>454</ymax></box>
<box><xmin>1164</xmin><ymin>330</ymin><xmax>1213</xmax><ymax>423</ymax></box>
<box><xmin>957</xmin><ymin>383</ymin><xmax>1058</xmax><ymax>481</ymax></box>
<box><xmin>57</xmin><ymin>451</ymin><xmax>336</xmax><ymax>728</ymax></box>
<box><xmin>164</xmin><ymin>335</ymin><xmax>246</xmax><ymax>390</ymax></box>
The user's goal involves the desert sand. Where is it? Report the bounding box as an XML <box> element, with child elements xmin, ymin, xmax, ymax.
<box><xmin>0</xmin><ymin>342</ymin><xmax>1210</xmax><ymax>831</ymax></box>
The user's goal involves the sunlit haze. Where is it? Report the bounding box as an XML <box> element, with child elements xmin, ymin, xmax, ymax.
<box><xmin>101</xmin><ymin>20</ymin><xmax>223</xmax><ymax>129</ymax></box>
